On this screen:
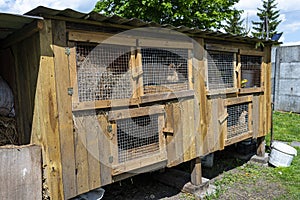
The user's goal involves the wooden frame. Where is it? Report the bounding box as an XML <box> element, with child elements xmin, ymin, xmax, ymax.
<box><xmin>107</xmin><ymin>108</ymin><xmax>167</xmax><ymax>175</ymax></box>
<box><xmin>224</xmin><ymin>95</ymin><xmax>254</xmax><ymax>146</ymax></box>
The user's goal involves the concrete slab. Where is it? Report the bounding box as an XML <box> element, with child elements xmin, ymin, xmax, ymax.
<box><xmin>291</xmin><ymin>141</ymin><xmax>300</xmax><ymax>148</ymax></box>
<box><xmin>249</xmin><ymin>153</ymin><xmax>269</xmax><ymax>166</ymax></box>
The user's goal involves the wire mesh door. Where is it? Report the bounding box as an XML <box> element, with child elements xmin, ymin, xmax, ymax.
<box><xmin>227</xmin><ymin>103</ymin><xmax>249</xmax><ymax>139</ymax></box>
<box><xmin>141</xmin><ymin>48</ymin><xmax>189</xmax><ymax>94</ymax></box>
<box><xmin>116</xmin><ymin>114</ymin><xmax>160</xmax><ymax>163</ymax></box>
<box><xmin>207</xmin><ymin>51</ymin><xmax>235</xmax><ymax>90</ymax></box>
<box><xmin>241</xmin><ymin>55</ymin><xmax>262</xmax><ymax>88</ymax></box>
<box><xmin>75</xmin><ymin>42</ymin><xmax>132</xmax><ymax>102</ymax></box>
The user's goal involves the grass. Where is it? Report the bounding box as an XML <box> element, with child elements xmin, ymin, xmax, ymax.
<box><xmin>206</xmin><ymin>111</ymin><xmax>300</xmax><ymax>200</ymax></box>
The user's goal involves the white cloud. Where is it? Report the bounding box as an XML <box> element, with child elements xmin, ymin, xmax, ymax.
<box><xmin>0</xmin><ymin>0</ymin><xmax>98</xmax><ymax>14</ymax></box>
<box><xmin>281</xmin><ymin>41</ymin><xmax>300</xmax><ymax>46</ymax></box>
<box><xmin>282</xmin><ymin>21</ymin><xmax>300</xmax><ymax>32</ymax></box>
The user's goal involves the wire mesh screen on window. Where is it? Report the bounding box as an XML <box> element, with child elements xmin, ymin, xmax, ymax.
<box><xmin>75</xmin><ymin>43</ymin><xmax>132</xmax><ymax>102</ymax></box>
<box><xmin>141</xmin><ymin>48</ymin><xmax>189</xmax><ymax>94</ymax></box>
<box><xmin>241</xmin><ymin>55</ymin><xmax>262</xmax><ymax>88</ymax></box>
<box><xmin>207</xmin><ymin>51</ymin><xmax>234</xmax><ymax>90</ymax></box>
<box><xmin>116</xmin><ymin>115</ymin><xmax>160</xmax><ymax>163</ymax></box>
<box><xmin>227</xmin><ymin>103</ymin><xmax>249</xmax><ymax>139</ymax></box>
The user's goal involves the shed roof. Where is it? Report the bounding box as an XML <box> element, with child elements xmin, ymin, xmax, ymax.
<box><xmin>26</xmin><ymin>6</ymin><xmax>275</xmax><ymax>45</ymax></box>
<box><xmin>0</xmin><ymin>13</ymin><xmax>43</xmax><ymax>40</ymax></box>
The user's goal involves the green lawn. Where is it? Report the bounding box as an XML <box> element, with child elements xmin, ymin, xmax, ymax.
<box><xmin>207</xmin><ymin>111</ymin><xmax>300</xmax><ymax>200</ymax></box>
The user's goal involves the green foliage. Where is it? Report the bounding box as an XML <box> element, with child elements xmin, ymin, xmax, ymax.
<box><xmin>252</xmin><ymin>0</ymin><xmax>282</xmax><ymax>40</ymax></box>
<box><xmin>224</xmin><ymin>11</ymin><xmax>249</xmax><ymax>36</ymax></box>
<box><xmin>94</xmin><ymin>0</ymin><xmax>240</xmax><ymax>30</ymax></box>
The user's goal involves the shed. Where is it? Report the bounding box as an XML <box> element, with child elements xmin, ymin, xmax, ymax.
<box><xmin>0</xmin><ymin>6</ymin><xmax>273</xmax><ymax>199</ymax></box>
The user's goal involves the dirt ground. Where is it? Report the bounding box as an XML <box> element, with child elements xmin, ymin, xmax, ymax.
<box><xmin>102</xmin><ymin>146</ymin><xmax>288</xmax><ymax>200</ymax></box>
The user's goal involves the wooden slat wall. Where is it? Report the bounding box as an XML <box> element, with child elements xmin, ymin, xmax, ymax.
<box><xmin>30</xmin><ymin>19</ymin><xmax>64</xmax><ymax>199</ymax></box>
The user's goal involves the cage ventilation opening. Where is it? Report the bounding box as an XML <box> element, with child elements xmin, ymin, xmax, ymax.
<box><xmin>207</xmin><ymin>51</ymin><xmax>234</xmax><ymax>90</ymax></box>
<box><xmin>75</xmin><ymin>43</ymin><xmax>132</xmax><ymax>102</ymax></box>
<box><xmin>241</xmin><ymin>55</ymin><xmax>262</xmax><ymax>88</ymax></box>
<box><xmin>141</xmin><ymin>48</ymin><xmax>189</xmax><ymax>94</ymax></box>
<box><xmin>227</xmin><ymin>103</ymin><xmax>249</xmax><ymax>139</ymax></box>
<box><xmin>116</xmin><ymin>115</ymin><xmax>160</xmax><ymax>163</ymax></box>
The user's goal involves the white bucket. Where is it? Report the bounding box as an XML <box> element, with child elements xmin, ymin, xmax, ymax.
<box><xmin>269</xmin><ymin>141</ymin><xmax>297</xmax><ymax>167</ymax></box>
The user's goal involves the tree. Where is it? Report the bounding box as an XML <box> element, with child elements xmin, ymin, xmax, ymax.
<box><xmin>252</xmin><ymin>0</ymin><xmax>281</xmax><ymax>40</ymax></box>
<box><xmin>224</xmin><ymin>11</ymin><xmax>249</xmax><ymax>36</ymax></box>
<box><xmin>94</xmin><ymin>0</ymin><xmax>240</xmax><ymax>30</ymax></box>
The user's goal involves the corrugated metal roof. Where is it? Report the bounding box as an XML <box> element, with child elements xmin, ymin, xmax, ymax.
<box><xmin>26</xmin><ymin>6</ymin><xmax>273</xmax><ymax>44</ymax></box>
<box><xmin>0</xmin><ymin>13</ymin><xmax>43</xmax><ymax>40</ymax></box>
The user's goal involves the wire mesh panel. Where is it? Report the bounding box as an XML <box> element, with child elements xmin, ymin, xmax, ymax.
<box><xmin>241</xmin><ymin>55</ymin><xmax>262</xmax><ymax>88</ymax></box>
<box><xmin>116</xmin><ymin>114</ymin><xmax>160</xmax><ymax>163</ymax></box>
<box><xmin>76</xmin><ymin>43</ymin><xmax>132</xmax><ymax>102</ymax></box>
<box><xmin>141</xmin><ymin>48</ymin><xmax>189</xmax><ymax>94</ymax></box>
<box><xmin>207</xmin><ymin>51</ymin><xmax>235</xmax><ymax>90</ymax></box>
<box><xmin>227</xmin><ymin>103</ymin><xmax>249</xmax><ymax>139</ymax></box>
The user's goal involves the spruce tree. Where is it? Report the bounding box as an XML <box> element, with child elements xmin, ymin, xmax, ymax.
<box><xmin>252</xmin><ymin>0</ymin><xmax>281</xmax><ymax>40</ymax></box>
<box><xmin>225</xmin><ymin>11</ymin><xmax>249</xmax><ymax>36</ymax></box>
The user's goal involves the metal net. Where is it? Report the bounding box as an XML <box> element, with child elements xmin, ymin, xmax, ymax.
<box><xmin>116</xmin><ymin>115</ymin><xmax>160</xmax><ymax>163</ymax></box>
<box><xmin>76</xmin><ymin>43</ymin><xmax>132</xmax><ymax>102</ymax></box>
<box><xmin>227</xmin><ymin>103</ymin><xmax>249</xmax><ymax>139</ymax></box>
<box><xmin>207</xmin><ymin>51</ymin><xmax>234</xmax><ymax>90</ymax></box>
<box><xmin>141</xmin><ymin>48</ymin><xmax>189</xmax><ymax>94</ymax></box>
<box><xmin>241</xmin><ymin>55</ymin><xmax>262</xmax><ymax>88</ymax></box>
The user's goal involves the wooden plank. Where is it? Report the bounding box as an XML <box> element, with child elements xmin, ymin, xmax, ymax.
<box><xmin>141</xmin><ymin>90</ymin><xmax>194</xmax><ymax>104</ymax></box>
<box><xmin>252</xmin><ymin>95</ymin><xmax>260</xmax><ymax>138</ymax></box>
<box><xmin>72</xmin><ymin>98</ymin><xmax>140</xmax><ymax>111</ymax></box>
<box><xmin>31</xmin><ymin>19</ymin><xmax>64</xmax><ymax>200</ymax></box>
<box><xmin>68</xmin><ymin>44</ymin><xmax>80</xmax><ymax>105</ymax></box>
<box><xmin>173</xmin><ymin>102</ymin><xmax>184</xmax><ymax>165</ymax></box>
<box><xmin>130</xmin><ymin>47</ymin><xmax>138</xmax><ymax>98</ymax></box>
<box><xmin>239</xmin><ymin>49</ymin><xmax>264</xmax><ymax>56</ymax></box>
<box><xmin>108</xmin><ymin>105</ymin><xmax>165</xmax><ymax>121</ymax></box>
<box><xmin>225</xmin><ymin>131</ymin><xmax>253</xmax><ymax>146</ymax></box>
<box><xmin>225</xmin><ymin>95</ymin><xmax>253</xmax><ymax>106</ymax></box>
<box><xmin>135</xmin><ymin>47</ymin><xmax>144</xmax><ymax>97</ymax></box>
<box><xmin>264</xmin><ymin>46</ymin><xmax>272</xmax><ymax>135</ymax></box>
<box><xmin>190</xmin><ymin>157</ymin><xmax>202</xmax><ymax>185</ymax></box>
<box><xmin>236</xmin><ymin>54</ymin><xmax>241</xmax><ymax>88</ymax></box>
<box><xmin>218</xmin><ymin>98</ymin><xmax>226</xmax><ymax>150</ymax></box>
<box><xmin>51</xmin><ymin>20</ymin><xmax>77</xmax><ymax>199</ymax></box>
<box><xmin>206</xmin><ymin>88</ymin><xmax>238</xmax><ymax>96</ymax></box>
<box><xmin>112</xmin><ymin>154</ymin><xmax>167</xmax><ymax>175</ymax></box>
<box><xmin>138</xmin><ymin>38</ymin><xmax>193</xmax><ymax>49</ymax></box>
<box><xmin>97</xmin><ymin>114</ymin><xmax>113</xmax><ymax>186</ymax></box>
<box><xmin>77</xmin><ymin>114</ymin><xmax>101</xmax><ymax>191</ymax></box>
<box><xmin>165</xmin><ymin>104</ymin><xmax>177</xmax><ymax>167</ymax></box>
<box><xmin>0</xmin><ymin>145</ymin><xmax>42</xmax><ymax>200</ymax></box>
<box><xmin>233</xmin><ymin>53</ymin><xmax>238</xmax><ymax>89</ymax></box>
<box><xmin>188</xmin><ymin>49</ymin><xmax>194</xmax><ymax>90</ymax></box>
<box><xmin>210</xmin><ymin>98</ymin><xmax>220</xmax><ymax>152</ymax></box>
<box><xmin>205</xmin><ymin>44</ymin><xmax>238</xmax><ymax>53</ymax></box>
<box><xmin>68</xmin><ymin>30</ymin><xmax>136</xmax><ymax>46</ymax></box>
<box><xmin>239</xmin><ymin>87</ymin><xmax>264</xmax><ymax>94</ymax></box>
<box><xmin>182</xmin><ymin>100</ymin><xmax>191</xmax><ymax>161</ymax></box>
<box><xmin>0</xmin><ymin>20</ymin><xmax>44</xmax><ymax>49</ymax></box>
<box><xmin>73</xmin><ymin>114</ymin><xmax>90</xmax><ymax>195</ymax></box>
<box><xmin>158</xmin><ymin>114</ymin><xmax>167</xmax><ymax>161</ymax></box>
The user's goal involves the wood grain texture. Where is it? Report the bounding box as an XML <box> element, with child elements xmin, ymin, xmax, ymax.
<box><xmin>0</xmin><ymin>145</ymin><xmax>42</xmax><ymax>200</ymax></box>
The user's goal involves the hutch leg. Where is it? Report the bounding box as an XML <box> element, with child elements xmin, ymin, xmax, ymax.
<box><xmin>190</xmin><ymin>157</ymin><xmax>202</xmax><ymax>185</ymax></box>
<box><xmin>257</xmin><ymin>136</ymin><xmax>266</xmax><ymax>157</ymax></box>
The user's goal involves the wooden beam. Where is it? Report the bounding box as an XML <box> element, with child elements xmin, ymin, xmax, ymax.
<box><xmin>138</xmin><ymin>38</ymin><xmax>193</xmax><ymax>49</ymax></box>
<box><xmin>225</xmin><ymin>131</ymin><xmax>253</xmax><ymax>146</ymax></box>
<box><xmin>239</xmin><ymin>49</ymin><xmax>264</xmax><ymax>56</ymax></box>
<box><xmin>141</xmin><ymin>90</ymin><xmax>194</xmax><ymax>104</ymax></box>
<box><xmin>68</xmin><ymin>30</ymin><xmax>136</xmax><ymax>46</ymax></box>
<box><xmin>0</xmin><ymin>20</ymin><xmax>44</xmax><ymax>49</ymax></box>
<box><xmin>52</xmin><ymin>20</ymin><xmax>77</xmax><ymax>199</ymax></box>
<box><xmin>205</xmin><ymin>44</ymin><xmax>238</xmax><ymax>53</ymax></box>
<box><xmin>225</xmin><ymin>95</ymin><xmax>253</xmax><ymax>106</ymax></box>
<box><xmin>108</xmin><ymin>105</ymin><xmax>165</xmax><ymax>121</ymax></box>
<box><xmin>190</xmin><ymin>157</ymin><xmax>202</xmax><ymax>185</ymax></box>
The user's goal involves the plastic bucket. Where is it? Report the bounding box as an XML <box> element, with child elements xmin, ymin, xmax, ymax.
<box><xmin>269</xmin><ymin>141</ymin><xmax>297</xmax><ymax>167</ymax></box>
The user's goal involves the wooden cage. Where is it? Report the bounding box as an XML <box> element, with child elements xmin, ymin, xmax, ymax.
<box><xmin>0</xmin><ymin>7</ymin><xmax>273</xmax><ymax>199</ymax></box>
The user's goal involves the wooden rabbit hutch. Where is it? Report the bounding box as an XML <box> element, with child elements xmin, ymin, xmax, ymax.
<box><xmin>0</xmin><ymin>6</ymin><xmax>273</xmax><ymax>199</ymax></box>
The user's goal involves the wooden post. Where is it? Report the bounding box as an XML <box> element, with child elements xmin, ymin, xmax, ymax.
<box><xmin>257</xmin><ymin>136</ymin><xmax>266</xmax><ymax>157</ymax></box>
<box><xmin>190</xmin><ymin>157</ymin><xmax>202</xmax><ymax>186</ymax></box>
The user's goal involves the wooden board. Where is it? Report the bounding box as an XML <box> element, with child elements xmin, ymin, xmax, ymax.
<box><xmin>205</xmin><ymin>44</ymin><xmax>238</xmax><ymax>53</ymax></box>
<box><xmin>52</xmin><ymin>20</ymin><xmax>77</xmax><ymax>199</ymax></box>
<box><xmin>31</xmin><ymin>19</ymin><xmax>64</xmax><ymax>200</ymax></box>
<box><xmin>0</xmin><ymin>145</ymin><xmax>42</xmax><ymax>200</ymax></box>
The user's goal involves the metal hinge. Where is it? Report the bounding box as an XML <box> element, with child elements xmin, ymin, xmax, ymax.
<box><xmin>67</xmin><ymin>87</ymin><xmax>73</xmax><ymax>96</ymax></box>
<box><xmin>65</xmin><ymin>47</ymin><xmax>71</xmax><ymax>56</ymax></box>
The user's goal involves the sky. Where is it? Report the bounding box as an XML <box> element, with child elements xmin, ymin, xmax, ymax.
<box><xmin>0</xmin><ymin>0</ymin><xmax>299</xmax><ymax>46</ymax></box>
